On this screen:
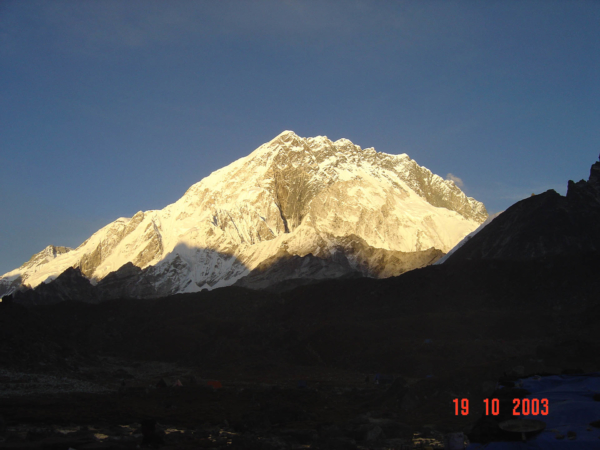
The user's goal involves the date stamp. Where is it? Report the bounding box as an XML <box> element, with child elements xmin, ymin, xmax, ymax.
<box><xmin>453</xmin><ymin>398</ymin><xmax>549</xmax><ymax>416</ymax></box>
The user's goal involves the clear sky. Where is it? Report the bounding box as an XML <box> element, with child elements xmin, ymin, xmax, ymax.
<box><xmin>1</xmin><ymin>0</ymin><xmax>599</xmax><ymax>275</ymax></box>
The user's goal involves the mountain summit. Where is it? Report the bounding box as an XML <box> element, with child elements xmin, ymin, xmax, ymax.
<box><xmin>1</xmin><ymin>131</ymin><xmax>487</xmax><ymax>300</ymax></box>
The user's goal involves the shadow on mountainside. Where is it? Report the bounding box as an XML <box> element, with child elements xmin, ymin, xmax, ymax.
<box><xmin>7</xmin><ymin>239</ymin><xmax>445</xmax><ymax>305</ymax></box>
<box><xmin>5</xmin><ymin>256</ymin><xmax>600</xmax><ymax>373</ymax></box>
<box><xmin>6</xmin><ymin>244</ymin><xmax>252</xmax><ymax>306</ymax></box>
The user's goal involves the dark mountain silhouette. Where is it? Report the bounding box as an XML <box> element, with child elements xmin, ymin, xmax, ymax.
<box><xmin>7</xmin><ymin>267</ymin><xmax>98</xmax><ymax>306</ymax></box>
<box><xmin>445</xmin><ymin>160</ymin><xmax>600</xmax><ymax>263</ymax></box>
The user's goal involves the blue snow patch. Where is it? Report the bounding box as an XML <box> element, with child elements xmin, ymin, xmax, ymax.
<box><xmin>467</xmin><ymin>373</ymin><xmax>600</xmax><ymax>450</ymax></box>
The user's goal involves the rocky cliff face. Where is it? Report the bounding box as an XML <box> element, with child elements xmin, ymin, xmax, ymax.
<box><xmin>1</xmin><ymin>131</ymin><xmax>486</xmax><ymax>300</ymax></box>
<box><xmin>444</xmin><ymin>160</ymin><xmax>600</xmax><ymax>263</ymax></box>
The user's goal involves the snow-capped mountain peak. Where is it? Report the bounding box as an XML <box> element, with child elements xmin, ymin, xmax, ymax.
<box><xmin>1</xmin><ymin>132</ymin><xmax>487</xmax><ymax>300</ymax></box>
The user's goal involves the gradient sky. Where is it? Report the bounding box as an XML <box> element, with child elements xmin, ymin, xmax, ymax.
<box><xmin>1</xmin><ymin>0</ymin><xmax>599</xmax><ymax>275</ymax></box>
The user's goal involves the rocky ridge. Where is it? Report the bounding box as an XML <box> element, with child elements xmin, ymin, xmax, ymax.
<box><xmin>444</xmin><ymin>159</ymin><xmax>600</xmax><ymax>263</ymax></box>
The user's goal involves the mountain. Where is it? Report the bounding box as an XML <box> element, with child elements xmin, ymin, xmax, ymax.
<box><xmin>0</xmin><ymin>131</ymin><xmax>486</xmax><ymax>300</ymax></box>
<box><xmin>444</xmin><ymin>159</ymin><xmax>600</xmax><ymax>263</ymax></box>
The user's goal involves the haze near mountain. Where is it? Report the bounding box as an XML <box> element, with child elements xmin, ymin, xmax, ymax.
<box><xmin>0</xmin><ymin>131</ymin><xmax>487</xmax><ymax>299</ymax></box>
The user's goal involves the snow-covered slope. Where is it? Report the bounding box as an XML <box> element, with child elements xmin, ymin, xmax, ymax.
<box><xmin>434</xmin><ymin>212</ymin><xmax>503</xmax><ymax>265</ymax></box>
<box><xmin>0</xmin><ymin>131</ymin><xmax>487</xmax><ymax>298</ymax></box>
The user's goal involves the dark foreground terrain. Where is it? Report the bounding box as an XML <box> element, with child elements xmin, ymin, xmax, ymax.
<box><xmin>1</xmin><ymin>254</ymin><xmax>599</xmax><ymax>449</ymax></box>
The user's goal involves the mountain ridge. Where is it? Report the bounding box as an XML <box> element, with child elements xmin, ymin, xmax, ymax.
<box><xmin>444</xmin><ymin>159</ymin><xmax>600</xmax><ymax>263</ymax></box>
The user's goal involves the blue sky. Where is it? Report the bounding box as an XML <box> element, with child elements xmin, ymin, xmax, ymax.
<box><xmin>1</xmin><ymin>0</ymin><xmax>599</xmax><ymax>274</ymax></box>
